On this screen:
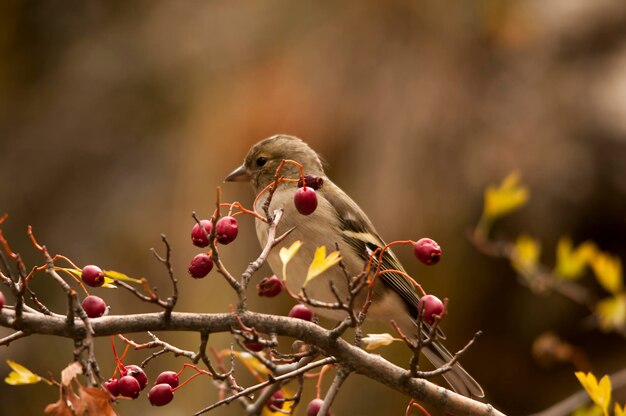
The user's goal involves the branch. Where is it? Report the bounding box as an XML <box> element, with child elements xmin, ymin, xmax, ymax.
<box><xmin>0</xmin><ymin>309</ymin><xmax>504</xmax><ymax>416</ymax></box>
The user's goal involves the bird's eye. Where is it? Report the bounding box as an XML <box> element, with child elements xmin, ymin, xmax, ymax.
<box><xmin>256</xmin><ymin>157</ymin><xmax>267</xmax><ymax>167</ymax></box>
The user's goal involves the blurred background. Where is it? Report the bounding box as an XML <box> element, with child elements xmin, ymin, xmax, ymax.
<box><xmin>1</xmin><ymin>0</ymin><xmax>626</xmax><ymax>414</ymax></box>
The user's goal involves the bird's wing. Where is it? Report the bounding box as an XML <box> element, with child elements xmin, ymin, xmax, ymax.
<box><xmin>320</xmin><ymin>180</ymin><xmax>421</xmax><ymax>318</ymax></box>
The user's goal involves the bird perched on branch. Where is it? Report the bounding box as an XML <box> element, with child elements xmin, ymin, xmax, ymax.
<box><xmin>225</xmin><ymin>134</ymin><xmax>483</xmax><ymax>398</ymax></box>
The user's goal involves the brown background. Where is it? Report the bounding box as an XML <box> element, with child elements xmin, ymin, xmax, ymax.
<box><xmin>1</xmin><ymin>1</ymin><xmax>626</xmax><ymax>415</ymax></box>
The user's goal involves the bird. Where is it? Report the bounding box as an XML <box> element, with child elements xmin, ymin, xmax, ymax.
<box><xmin>224</xmin><ymin>134</ymin><xmax>484</xmax><ymax>398</ymax></box>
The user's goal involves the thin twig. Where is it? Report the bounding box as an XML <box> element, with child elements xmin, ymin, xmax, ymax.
<box><xmin>0</xmin><ymin>330</ymin><xmax>29</xmax><ymax>346</ymax></box>
<box><xmin>151</xmin><ymin>234</ymin><xmax>178</xmax><ymax>319</ymax></box>
<box><xmin>195</xmin><ymin>357</ymin><xmax>337</xmax><ymax>416</ymax></box>
<box><xmin>319</xmin><ymin>365</ymin><xmax>350</xmax><ymax>415</ymax></box>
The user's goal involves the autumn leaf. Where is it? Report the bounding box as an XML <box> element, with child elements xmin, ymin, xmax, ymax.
<box><xmin>483</xmin><ymin>172</ymin><xmax>529</xmax><ymax>219</ymax></box>
<box><xmin>361</xmin><ymin>333</ymin><xmax>400</xmax><ymax>351</ymax></box>
<box><xmin>304</xmin><ymin>246</ymin><xmax>341</xmax><ymax>287</ymax></box>
<box><xmin>511</xmin><ymin>234</ymin><xmax>540</xmax><ymax>274</ymax></box>
<box><xmin>279</xmin><ymin>240</ymin><xmax>303</xmax><ymax>265</ymax></box>
<box><xmin>77</xmin><ymin>385</ymin><xmax>118</xmax><ymax>416</ymax></box>
<box><xmin>575</xmin><ymin>372</ymin><xmax>611</xmax><ymax>416</ymax></box>
<box><xmin>5</xmin><ymin>360</ymin><xmax>46</xmax><ymax>385</ymax></box>
<box><xmin>61</xmin><ymin>362</ymin><xmax>83</xmax><ymax>386</ymax></box>
<box><xmin>103</xmin><ymin>270</ymin><xmax>142</xmax><ymax>284</ymax></box>
<box><xmin>554</xmin><ymin>237</ymin><xmax>596</xmax><ymax>280</ymax></box>
<box><xmin>279</xmin><ymin>240</ymin><xmax>303</xmax><ymax>282</ymax></box>
<box><xmin>590</xmin><ymin>252</ymin><xmax>623</xmax><ymax>295</ymax></box>
<box><xmin>596</xmin><ymin>295</ymin><xmax>626</xmax><ymax>332</ymax></box>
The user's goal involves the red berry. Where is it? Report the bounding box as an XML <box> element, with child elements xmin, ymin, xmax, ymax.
<box><xmin>297</xmin><ymin>174</ymin><xmax>324</xmax><ymax>190</ymax></box>
<box><xmin>257</xmin><ymin>275</ymin><xmax>282</xmax><ymax>297</ymax></box>
<box><xmin>307</xmin><ymin>398</ymin><xmax>330</xmax><ymax>416</ymax></box>
<box><xmin>81</xmin><ymin>265</ymin><xmax>105</xmax><ymax>287</ymax></box>
<box><xmin>155</xmin><ymin>371</ymin><xmax>179</xmax><ymax>388</ymax></box>
<box><xmin>188</xmin><ymin>253</ymin><xmax>213</xmax><ymax>278</ymax></box>
<box><xmin>267</xmin><ymin>390</ymin><xmax>284</xmax><ymax>410</ymax></box>
<box><xmin>413</xmin><ymin>238</ymin><xmax>442</xmax><ymax>265</ymax></box>
<box><xmin>417</xmin><ymin>294</ymin><xmax>445</xmax><ymax>324</ymax></box>
<box><xmin>118</xmin><ymin>375</ymin><xmax>141</xmax><ymax>399</ymax></box>
<box><xmin>215</xmin><ymin>216</ymin><xmax>238</xmax><ymax>245</ymax></box>
<box><xmin>81</xmin><ymin>295</ymin><xmax>107</xmax><ymax>318</ymax></box>
<box><xmin>288</xmin><ymin>304</ymin><xmax>313</xmax><ymax>321</ymax></box>
<box><xmin>104</xmin><ymin>378</ymin><xmax>119</xmax><ymax>396</ymax></box>
<box><xmin>123</xmin><ymin>365</ymin><xmax>148</xmax><ymax>391</ymax></box>
<box><xmin>0</xmin><ymin>290</ymin><xmax>5</xmax><ymax>310</ymax></box>
<box><xmin>148</xmin><ymin>383</ymin><xmax>174</xmax><ymax>406</ymax></box>
<box><xmin>191</xmin><ymin>220</ymin><xmax>213</xmax><ymax>248</ymax></box>
<box><xmin>294</xmin><ymin>187</ymin><xmax>318</xmax><ymax>215</ymax></box>
<box><xmin>244</xmin><ymin>340</ymin><xmax>264</xmax><ymax>352</ymax></box>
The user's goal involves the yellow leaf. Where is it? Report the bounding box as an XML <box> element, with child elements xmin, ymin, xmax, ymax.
<box><xmin>615</xmin><ymin>403</ymin><xmax>626</xmax><ymax>416</ymax></box>
<box><xmin>554</xmin><ymin>237</ymin><xmax>596</xmax><ymax>279</ymax></box>
<box><xmin>279</xmin><ymin>240</ymin><xmax>302</xmax><ymax>266</ymax></box>
<box><xmin>103</xmin><ymin>270</ymin><xmax>142</xmax><ymax>284</ymax></box>
<box><xmin>511</xmin><ymin>234</ymin><xmax>541</xmax><ymax>274</ymax></box>
<box><xmin>590</xmin><ymin>252</ymin><xmax>623</xmax><ymax>295</ymax></box>
<box><xmin>304</xmin><ymin>246</ymin><xmax>341</xmax><ymax>287</ymax></box>
<box><xmin>5</xmin><ymin>360</ymin><xmax>43</xmax><ymax>385</ymax></box>
<box><xmin>572</xmin><ymin>404</ymin><xmax>604</xmax><ymax>416</ymax></box>
<box><xmin>483</xmin><ymin>172</ymin><xmax>529</xmax><ymax>219</ymax></box>
<box><xmin>596</xmin><ymin>295</ymin><xmax>626</xmax><ymax>332</ymax></box>
<box><xmin>575</xmin><ymin>372</ymin><xmax>611</xmax><ymax>416</ymax></box>
<box><xmin>362</xmin><ymin>333</ymin><xmax>400</xmax><ymax>351</ymax></box>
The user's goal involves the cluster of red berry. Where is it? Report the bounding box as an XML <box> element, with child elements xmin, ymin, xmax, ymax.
<box><xmin>104</xmin><ymin>365</ymin><xmax>179</xmax><ymax>406</ymax></box>
<box><xmin>187</xmin><ymin>216</ymin><xmax>239</xmax><ymax>278</ymax></box>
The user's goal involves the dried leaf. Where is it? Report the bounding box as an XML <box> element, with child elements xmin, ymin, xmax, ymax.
<box><xmin>61</xmin><ymin>362</ymin><xmax>82</xmax><ymax>387</ymax></box>
<box><xmin>77</xmin><ymin>385</ymin><xmax>118</xmax><ymax>416</ymax></box>
<box><xmin>362</xmin><ymin>333</ymin><xmax>400</xmax><ymax>350</ymax></box>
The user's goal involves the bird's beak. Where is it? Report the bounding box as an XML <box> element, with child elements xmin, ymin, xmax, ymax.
<box><xmin>224</xmin><ymin>164</ymin><xmax>250</xmax><ymax>182</ymax></box>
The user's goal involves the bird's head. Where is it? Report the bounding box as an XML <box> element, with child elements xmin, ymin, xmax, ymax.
<box><xmin>225</xmin><ymin>135</ymin><xmax>325</xmax><ymax>191</ymax></box>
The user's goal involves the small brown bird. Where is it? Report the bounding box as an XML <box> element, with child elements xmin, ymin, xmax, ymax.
<box><xmin>225</xmin><ymin>134</ymin><xmax>483</xmax><ymax>398</ymax></box>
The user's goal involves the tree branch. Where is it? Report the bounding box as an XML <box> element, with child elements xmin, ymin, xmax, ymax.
<box><xmin>0</xmin><ymin>309</ymin><xmax>504</xmax><ymax>416</ymax></box>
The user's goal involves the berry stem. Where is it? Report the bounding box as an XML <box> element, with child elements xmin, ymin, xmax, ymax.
<box><xmin>315</xmin><ymin>364</ymin><xmax>333</xmax><ymax>399</ymax></box>
<box><xmin>55</xmin><ymin>268</ymin><xmax>90</xmax><ymax>297</ymax></box>
<box><xmin>375</xmin><ymin>269</ymin><xmax>426</xmax><ymax>296</ymax></box>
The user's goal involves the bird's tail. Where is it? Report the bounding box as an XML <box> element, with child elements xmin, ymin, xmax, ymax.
<box><xmin>422</xmin><ymin>341</ymin><xmax>484</xmax><ymax>398</ymax></box>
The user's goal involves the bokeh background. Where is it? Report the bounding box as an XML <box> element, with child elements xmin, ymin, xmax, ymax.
<box><xmin>1</xmin><ymin>1</ymin><xmax>626</xmax><ymax>415</ymax></box>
